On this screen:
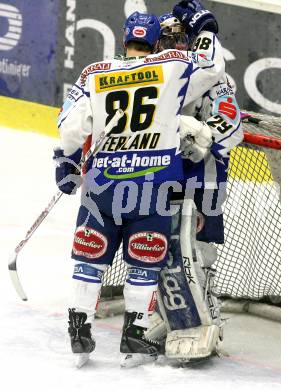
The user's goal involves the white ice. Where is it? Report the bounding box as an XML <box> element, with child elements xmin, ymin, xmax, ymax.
<box><xmin>1</xmin><ymin>127</ymin><xmax>281</xmax><ymax>390</ymax></box>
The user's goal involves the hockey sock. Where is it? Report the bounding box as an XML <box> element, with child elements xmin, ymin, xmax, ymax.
<box><xmin>69</xmin><ymin>261</ymin><xmax>108</xmax><ymax>321</ymax></box>
<box><xmin>124</xmin><ymin>266</ymin><xmax>159</xmax><ymax>328</ymax></box>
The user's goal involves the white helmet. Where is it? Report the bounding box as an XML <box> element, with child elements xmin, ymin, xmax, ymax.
<box><xmin>158</xmin><ymin>13</ymin><xmax>188</xmax><ymax>51</ymax></box>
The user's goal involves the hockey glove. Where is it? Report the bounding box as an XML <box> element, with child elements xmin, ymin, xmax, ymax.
<box><xmin>173</xmin><ymin>1</ymin><xmax>218</xmax><ymax>38</ymax></box>
<box><xmin>53</xmin><ymin>147</ymin><xmax>83</xmax><ymax>195</ymax></box>
<box><xmin>179</xmin><ymin>116</ymin><xmax>213</xmax><ymax>162</ymax></box>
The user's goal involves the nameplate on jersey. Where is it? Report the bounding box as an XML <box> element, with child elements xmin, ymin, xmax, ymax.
<box><xmin>95</xmin><ymin>65</ymin><xmax>164</xmax><ymax>93</ymax></box>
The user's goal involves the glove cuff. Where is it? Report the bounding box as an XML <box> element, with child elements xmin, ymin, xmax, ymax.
<box><xmin>187</xmin><ymin>11</ymin><xmax>218</xmax><ymax>36</ymax></box>
<box><xmin>67</xmin><ymin>148</ymin><xmax>83</xmax><ymax>164</ymax></box>
<box><xmin>53</xmin><ymin>147</ymin><xmax>82</xmax><ymax>165</ymax></box>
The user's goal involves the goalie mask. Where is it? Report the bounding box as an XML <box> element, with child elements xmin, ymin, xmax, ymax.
<box><xmin>158</xmin><ymin>13</ymin><xmax>189</xmax><ymax>52</ymax></box>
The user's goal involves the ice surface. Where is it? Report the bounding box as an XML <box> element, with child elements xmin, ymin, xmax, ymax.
<box><xmin>1</xmin><ymin>127</ymin><xmax>281</xmax><ymax>390</ymax></box>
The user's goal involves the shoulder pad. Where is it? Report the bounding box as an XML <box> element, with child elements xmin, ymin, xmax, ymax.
<box><xmin>79</xmin><ymin>61</ymin><xmax>112</xmax><ymax>87</ymax></box>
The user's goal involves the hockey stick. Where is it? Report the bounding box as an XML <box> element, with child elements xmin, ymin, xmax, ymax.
<box><xmin>241</xmin><ymin>112</ymin><xmax>268</xmax><ymax>125</ymax></box>
<box><xmin>8</xmin><ymin>109</ymin><xmax>124</xmax><ymax>301</ymax></box>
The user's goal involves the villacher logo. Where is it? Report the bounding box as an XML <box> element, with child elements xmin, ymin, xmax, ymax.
<box><xmin>128</xmin><ymin>231</ymin><xmax>167</xmax><ymax>263</ymax></box>
<box><xmin>73</xmin><ymin>226</ymin><xmax>108</xmax><ymax>259</ymax></box>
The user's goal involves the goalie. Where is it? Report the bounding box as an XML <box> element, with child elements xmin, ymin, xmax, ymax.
<box><xmin>145</xmin><ymin>0</ymin><xmax>243</xmax><ymax>362</ymax></box>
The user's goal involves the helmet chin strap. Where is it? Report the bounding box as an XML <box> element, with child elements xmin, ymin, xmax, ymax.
<box><xmin>153</xmin><ymin>40</ymin><xmax>160</xmax><ymax>54</ymax></box>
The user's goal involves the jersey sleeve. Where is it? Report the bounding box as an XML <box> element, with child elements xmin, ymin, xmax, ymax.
<box><xmin>184</xmin><ymin>30</ymin><xmax>243</xmax><ymax>160</ymax></box>
<box><xmin>57</xmin><ymin>68</ymin><xmax>93</xmax><ymax>156</ymax></box>
<box><xmin>207</xmin><ymin>93</ymin><xmax>243</xmax><ymax>160</ymax></box>
<box><xmin>184</xmin><ymin>31</ymin><xmax>225</xmax><ymax>105</ymax></box>
<box><xmin>186</xmin><ymin>76</ymin><xmax>243</xmax><ymax>160</ymax></box>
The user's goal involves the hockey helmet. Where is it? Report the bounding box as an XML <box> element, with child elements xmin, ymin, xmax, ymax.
<box><xmin>123</xmin><ymin>12</ymin><xmax>161</xmax><ymax>50</ymax></box>
<box><xmin>158</xmin><ymin>12</ymin><xmax>189</xmax><ymax>51</ymax></box>
<box><xmin>159</xmin><ymin>13</ymin><xmax>182</xmax><ymax>29</ymax></box>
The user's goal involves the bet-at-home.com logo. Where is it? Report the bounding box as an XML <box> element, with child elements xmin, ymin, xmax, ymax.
<box><xmin>93</xmin><ymin>153</ymin><xmax>171</xmax><ymax>179</ymax></box>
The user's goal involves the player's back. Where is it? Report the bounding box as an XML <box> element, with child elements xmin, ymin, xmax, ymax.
<box><xmin>58</xmin><ymin>47</ymin><xmax>224</xmax><ymax>186</ymax></box>
<box><xmin>83</xmin><ymin>50</ymin><xmax>194</xmax><ymax>185</ymax></box>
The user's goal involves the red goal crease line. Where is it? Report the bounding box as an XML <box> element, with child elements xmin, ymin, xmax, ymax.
<box><xmin>209</xmin><ymin>0</ymin><xmax>281</xmax><ymax>14</ymax></box>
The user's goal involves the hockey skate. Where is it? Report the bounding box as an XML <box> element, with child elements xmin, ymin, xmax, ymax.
<box><xmin>120</xmin><ymin>311</ymin><xmax>164</xmax><ymax>368</ymax></box>
<box><xmin>68</xmin><ymin>308</ymin><xmax>96</xmax><ymax>368</ymax></box>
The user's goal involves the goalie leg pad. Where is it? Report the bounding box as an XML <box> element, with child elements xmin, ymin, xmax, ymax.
<box><xmin>157</xmin><ymin>201</ymin><xmax>206</xmax><ymax>331</ymax></box>
<box><xmin>158</xmin><ymin>239</ymin><xmax>202</xmax><ymax>330</ymax></box>
<box><xmin>165</xmin><ymin>324</ymin><xmax>220</xmax><ymax>361</ymax></box>
<box><xmin>146</xmin><ymin>200</ymin><xmax>223</xmax><ymax>349</ymax></box>
<box><xmin>145</xmin><ymin>311</ymin><xmax>168</xmax><ymax>342</ymax></box>
<box><xmin>193</xmin><ymin>243</ymin><xmax>222</xmax><ymax>327</ymax></box>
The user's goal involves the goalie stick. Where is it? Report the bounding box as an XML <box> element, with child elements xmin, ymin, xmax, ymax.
<box><xmin>8</xmin><ymin>109</ymin><xmax>124</xmax><ymax>301</ymax></box>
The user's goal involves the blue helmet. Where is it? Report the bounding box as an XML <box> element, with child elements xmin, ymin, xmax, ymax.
<box><xmin>123</xmin><ymin>12</ymin><xmax>161</xmax><ymax>50</ymax></box>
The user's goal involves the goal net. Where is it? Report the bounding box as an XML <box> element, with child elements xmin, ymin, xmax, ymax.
<box><xmin>101</xmin><ymin>112</ymin><xmax>281</xmax><ymax>302</ymax></box>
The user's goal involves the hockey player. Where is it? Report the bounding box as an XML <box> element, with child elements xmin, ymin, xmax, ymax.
<box><xmin>145</xmin><ymin>1</ymin><xmax>243</xmax><ymax>362</ymax></box>
<box><xmin>54</xmin><ymin>11</ymin><xmax>225</xmax><ymax>368</ymax></box>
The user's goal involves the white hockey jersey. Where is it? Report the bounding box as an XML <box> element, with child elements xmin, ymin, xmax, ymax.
<box><xmin>182</xmin><ymin>31</ymin><xmax>243</xmax><ymax>189</ymax></box>
<box><xmin>58</xmin><ymin>47</ymin><xmax>224</xmax><ymax>185</ymax></box>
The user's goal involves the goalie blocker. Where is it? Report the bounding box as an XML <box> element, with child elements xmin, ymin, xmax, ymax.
<box><xmin>146</xmin><ymin>199</ymin><xmax>223</xmax><ymax>362</ymax></box>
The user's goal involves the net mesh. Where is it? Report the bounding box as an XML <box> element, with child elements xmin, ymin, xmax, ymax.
<box><xmin>215</xmin><ymin>145</ymin><xmax>281</xmax><ymax>299</ymax></box>
<box><xmin>102</xmin><ymin>112</ymin><xmax>281</xmax><ymax>300</ymax></box>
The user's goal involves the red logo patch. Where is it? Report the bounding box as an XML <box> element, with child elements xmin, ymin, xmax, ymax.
<box><xmin>128</xmin><ymin>232</ymin><xmax>167</xmax><ymax>263</ymax></box>
<box><xmin>218</xmin><ymin>97</ymin><xmax>237</xmax><ymax>120</ymax></box>
<box><xmin>148</xmin><ymin>291</ymin><xmax>158</xmax><ymax>313</ymax></box>
<box><xmin>73</xmin><ymin>227</ymin><xmax>107</xmax><ymax>259</ymax></box>
<box><xmin>132</xmin><ymin>26</ymin><xmax>146</xmax><ymax>38</ymax></box>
